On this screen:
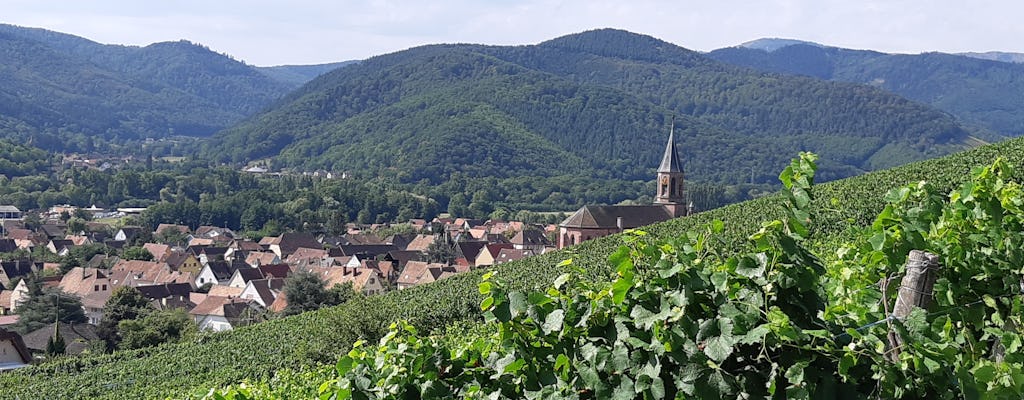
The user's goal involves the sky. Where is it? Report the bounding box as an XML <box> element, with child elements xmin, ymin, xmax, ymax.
<box><xmin>3</xmin><ymin>0</ymin><xmax>1022</xmax><ymax>66</ymax></box>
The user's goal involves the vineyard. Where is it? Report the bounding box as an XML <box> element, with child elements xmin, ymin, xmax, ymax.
<box><xmin>210</xmin><ymin>153</ymin><xmax>1024</xmax><ymax>398</ymax></box>
<box><xmin>3</xmin><ymin>137</ymin><xmax>1024</xmax><ymax>398</ymax></box>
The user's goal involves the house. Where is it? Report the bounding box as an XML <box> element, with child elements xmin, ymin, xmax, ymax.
<box><xmin>0</xmin><ymin>260</ymin><xmax>41</xmax><ymax>289</ymax></box>
<box><xmin>307</xmin><ymin>266</ymin><xmax>387</xmax><ymax>296</ymax></box>
<box><xmin>109</xmin><ymin>260</ymin><xmax>194</xmax><ymax>288</ymax></box>
<box><xmin>155</xmin><ymin>224</ymin><xmax>191</xmax><ymax>237</ymax></box>
<box><xmin>494</xmin><ymin>249</ymin><xmax>533</xmax><ymax>265</ymax></box>
<box><xmin>383</xmin><ymin>250</ymin><xmax>421</xmax><ymax>270</ymax></box>
<box><xmin>284</xmin><ymin>247</ymin><xmax>331</xmax><ymax>266</ymax></box>
<box><xmin>9</xmin><ymin>276</ymin><xmax>60</xmax><ymax>312</ymax></box>
<box><xmin>165</xmin><ymin>251</ymin><xmax>202</xmax><ymax>275</ymax></box>
<box><xmin>198</xmin><ymin>247</ymin><xmax>229</xmax><ymax>264</ymax></box>
<box><xmin>395</xmin><ymin>261</ymin><xmax>456</xmax><ymax>290</ymax></box>
<box><xmin>46</xmin><ymin>239</ymin><xmax>75</xmax><ymax>256</ymax></box>
<box><xmin>207</xmin><ymin>284</ymin><xmax>244</xmax><ymax>298</ymax></box>
<box><xmin>337</xmin><ymin>244</ymin><xmax>397</xmax><ymax>259</ymax></box>
<box><xmin>135</xmin><ymin>283</ymin><xmax>195</xmax><ymax>310</ymax></box>
<box><xmin>0</xmin><ymin>290</ymin><xmax>12</xmax><ymax>314</ymax></box>
<box><xmin>21</xmin><ymin>322</ymin><xmax>99</xmax><ymax>356</ymax></box>
<box><xmin>225</xmin><ymin>240</ymin><xmax>261</xmax><ymax>261</ymax></box>
<box><xmin>0</xmin><ymin>328</ymin><xmax>31</xmax><ymax>371</ymax></box>
<box><xmin>0</xmin><ymin>206</ymin><xmax>22</xmax><ymax>220</ymax></box>
<box><xmin>239</xmin><ymin>278</ymin><xmax>285</xmax><ymax>307</ymax></box>
<box><xmin>559</xmin><ymin>125</ymin><xmax>690</xmax><ymax>248</ymax></box>
<box><xmin>7</xmin><ymin>229</ymin><xmax>45</xmax><ymax>250</ymax></box>
<box><xmin>143</xmin><ymin>243</ymin><xmax>172</xmax><ymax>262</ymax></box>
<box><xmin>510</xmin><ymin>230</ymin><xmax>551</xmax><ymax>255</ymax></box>
<box><xmin>404</xmin><ymin>234</ymin><xmax>434</xmax><ymax>252</ymax></box>
<box><xmin>114</xmin><ymin>226</ymin><xmax>143</xmax><ymax>243</ymax></box>
<box><xmin>195</xmin><ymin>259</ymin><xmax>249</xmax><ymax>287</ymax></box>
<box><xmin>59</xmin><ymin>267</ymin><xmax>114</xmax><ymax>324</ymax></box>
<box><xmin>244</xmin><ymin>252</ymin><xmax>281</xmax><ymax>267</ymax></box>
<box><xmin>226</xmin><ymin>264</ymin><xmax>291</xmax><ymax>288</ymax></box>
<box><xmin>193</xmin><ymin>226</ymin><xmax>236</xmax><ymax>241</ymax></box>
<box><xmin>64</xmin><ymin>235</ymin><xmax>92</xmax><ymax>247</ymax></box>
<box><xmin>362</xmin><ymin>260</ymin><xmax>398</xmax><ymax>285</ymax></box>
<box><xmin>38</xmin><ymin>224</ymin><xmax>67</xmax><ymax>239</ymax></box>
<box><xmin>386</xmin><ymin>233</ymin><xmax>416</xmax><ymax>250</ymax></box>
<box><xmin>0</xmin><ymin>239</ymin><xmax>16</xmax><ymax>254</ymax></box>
<box><xmin>474</xmin><ymin>243</ymin><xmax>514</xmax><ymax>267</ymax></box>
<box><xmin>267</xmin><ymin>232</ymin><xmax>321</xmax><ymax>258</ymax></box>
<box><xmin>0</xmin><ymin>315</ymin><xmax>18</xmax><ymax>328</ymax></box>
<box><xmin>189</xmin><ymin>296</ymin><xmax>261</xmax><ymax>332</ymax></box>
<box><xmin>267</xmin><ymin>294</ymin><xmax>288</xmax><ymax>313</ymax></box>
<box><xmin>340</xmin><ymin>233</ymin><xmax>384</xmax><ymax>245</ymax></box>
<box><xmin>454</xmin><ymin>241</ymin><xmax>488</xmax><ymax>266</ymax></box>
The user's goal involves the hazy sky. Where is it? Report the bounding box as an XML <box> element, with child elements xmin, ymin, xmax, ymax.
<box><xmin>3</xmin><ymin>0</ymin><xmax>1021</xmax><ymax>66</ymax></box>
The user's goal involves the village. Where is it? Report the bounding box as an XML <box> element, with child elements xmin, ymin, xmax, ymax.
<box><xmin>0</xmin><ymin>203</ymin><xmax>562</xmax><ymax>361</ymax></box>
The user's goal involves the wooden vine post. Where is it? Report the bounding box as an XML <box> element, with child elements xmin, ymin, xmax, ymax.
<box><xmin>886</xmin><ymin>250</ymin><xmax>941</xmax><ymax>362</ymax></box>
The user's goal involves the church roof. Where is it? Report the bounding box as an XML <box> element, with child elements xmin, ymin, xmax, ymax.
<box><xmin>559</xmin><ymin>205</ymin><xmax>673</xmax><ymax>229</ymax></box>
<box><xmin>658</xmin><ymin>124</ymin><xmax>683</xmax><ymax>173</ymax></box>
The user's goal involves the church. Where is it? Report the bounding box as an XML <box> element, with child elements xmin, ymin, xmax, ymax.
<box><xmin>558</xmin><ymin>125</ymin><xmax>691</xmax><ymax>249</ymax></box>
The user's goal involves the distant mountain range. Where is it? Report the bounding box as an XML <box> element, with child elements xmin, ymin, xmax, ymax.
<box><xmin>0</xmin><ymin>24</ymin><xmax>348</xmax><ymax>153</ymax></box>
<box><xmin>709</xmin><ymin>39</ymin><xmax>1024</xmax><ymax>135</ymax></box>
<box><xmin>204</xmin><ymin>29</ymin><xmax>978</xmax><ymax>185</ymax></box>
<box><xmin>4</xmin><ymin>25</ymin><xmax>1024</xmax><ymax>190</ymax></box>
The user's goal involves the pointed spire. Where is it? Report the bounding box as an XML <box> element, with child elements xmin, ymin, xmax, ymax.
<box><xmin>658</xmin><ymin>117</ymin><xmax>683</xmax><ymax>173</ymax></box>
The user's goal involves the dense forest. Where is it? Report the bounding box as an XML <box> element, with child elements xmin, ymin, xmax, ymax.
<box><xmin>205</xmin><ymin>29</ymin><xmax>978</xmax><ymax>188</ymax></box>
<box><xmin>0</xmin><ymin>24</ymin><xmax>295</xmax><ymax>153</ymax></box>
<box><xmin>708</xmin><ymin>40</ymin><xmax>1024</xmax><ymax>136</ymax></box>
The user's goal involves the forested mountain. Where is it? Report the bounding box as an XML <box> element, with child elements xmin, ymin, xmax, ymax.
<box><xmin>708</xmin><ymin>40</ymin><xmax>1024</xmax><ymax>135</ymax></box>
<box><xmin>206</xmin><ymin>29</ymin><xmax>977</xmax><ymax>185</ymax></box>
<box><xmin>257</xmin><ymin>61</ymin><xmax>360</xmax><ymax>87</ymax></box>
<box><xmin>0</xmin><ymin>24</ymin><xmax>292</xmax><ymax>152</ymax></box>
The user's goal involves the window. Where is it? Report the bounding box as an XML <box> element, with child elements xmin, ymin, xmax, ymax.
<box><xmin>94</xmin><ymin>285</ymin><xmax>99</xmax><ymax>291</ymax></box>
<box><xmin>102</xmin><ymin>284</ymin><xmax>107</xmax><ymax>291</ymax></box>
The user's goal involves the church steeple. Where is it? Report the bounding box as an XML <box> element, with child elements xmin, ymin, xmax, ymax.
<box><xmin>654</xmin><ymin>118</ymin><xmax>687</xmax><ymax>216</ymax></box>
<box><xmin>658</xmin><ymin>120</ymin><xmax>683</xmax><ymax>173</ymax></box>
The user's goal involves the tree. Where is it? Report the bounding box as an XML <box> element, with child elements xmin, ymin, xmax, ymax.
<box><xmin>447</xmin><ymin>193</ymin><xmax>468</xmax><ymax>217</ymax></box>
<box><xmin>426</xmin><ymin>232</ymin><xmax>456</xmax><ymax>264</ymax></box>
<box><xmin>155</xmin><ymin>228</ymin><xmax>188</xmax><ymax>246</ymax></box>
<box><xmin>66</xmin><ymin>217</ymin><xmax>87</xmax><ymax>235</ymax></box>
<box><xmin>117</xmin><ymin>308</ymin><xmax>196</xmax><ymax>350</ymax></box>
<box><xmin>326</xmin><ymin>282</ymin><xmax>359</xmax><ymax>306</ymax></box>
<box><xmin>282</xmin><ymin>270</ymin><xmax>330</xmax><ymax>316</ymax></box>
<box><xmin>98</xmin><ymin>286</ymin><xmax>155</xmax><ymax>350</ymax></box>
<box><xmin>122</xmin><ymin>246</ymin><xmax>154</xmax><ymax>261</ymax></box>
<box><xmin>12</xmin><ymin>286</ymin><xmax>87</xmax><ymax>334</ymax></box>
<box><xmin>45</xmin><ymin>327</ymin><xmax>66</xmax><ymax>358</ymax></box>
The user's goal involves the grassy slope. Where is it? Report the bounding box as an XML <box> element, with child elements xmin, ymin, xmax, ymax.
<box><xmin>4</xmin><ymin>137</ymin><xmax>1024</xmax><ymax>399</ymax></box>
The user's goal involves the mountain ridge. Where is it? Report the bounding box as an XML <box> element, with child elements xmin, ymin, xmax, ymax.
<box><xmin>708</xmin><ymin>38</ymin><xmax>1024</xmax><ymax>135</ymax></box>
<box><xmin>205</xmin><ymin>28</ymin><xmax>977</xmax><ymax>186</ymax></box>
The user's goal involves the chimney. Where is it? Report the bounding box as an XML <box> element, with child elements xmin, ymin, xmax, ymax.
<box><xmin>616</xmin><ymin>217</ymin><xmax>624</xmax><ymax>232</ymax></box>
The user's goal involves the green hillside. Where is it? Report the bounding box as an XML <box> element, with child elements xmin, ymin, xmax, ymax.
<box><xmin>205</xmin><ymin>29</ymin><xmax>976</xmax><ymax>186</ymax></box>
<box><xmin>0</xmin><ymin>24</ymin><xmax>292</xmax><ymax>152</ymax></box>
<box><xmin>708</xmin><ymin>42</ymin><xmax>1024</xmax><ymax>136</ymax></box>
<box><xmin>5</xmin><ymin>133</ymin><xmax>1024</xmax><ymax>399</ymax></box>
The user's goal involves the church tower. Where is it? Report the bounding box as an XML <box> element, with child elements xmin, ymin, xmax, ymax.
<box><xmin>654</xmin><ymin>119</ymin><xmax>688</xmax><ymax>217</ymax></box>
